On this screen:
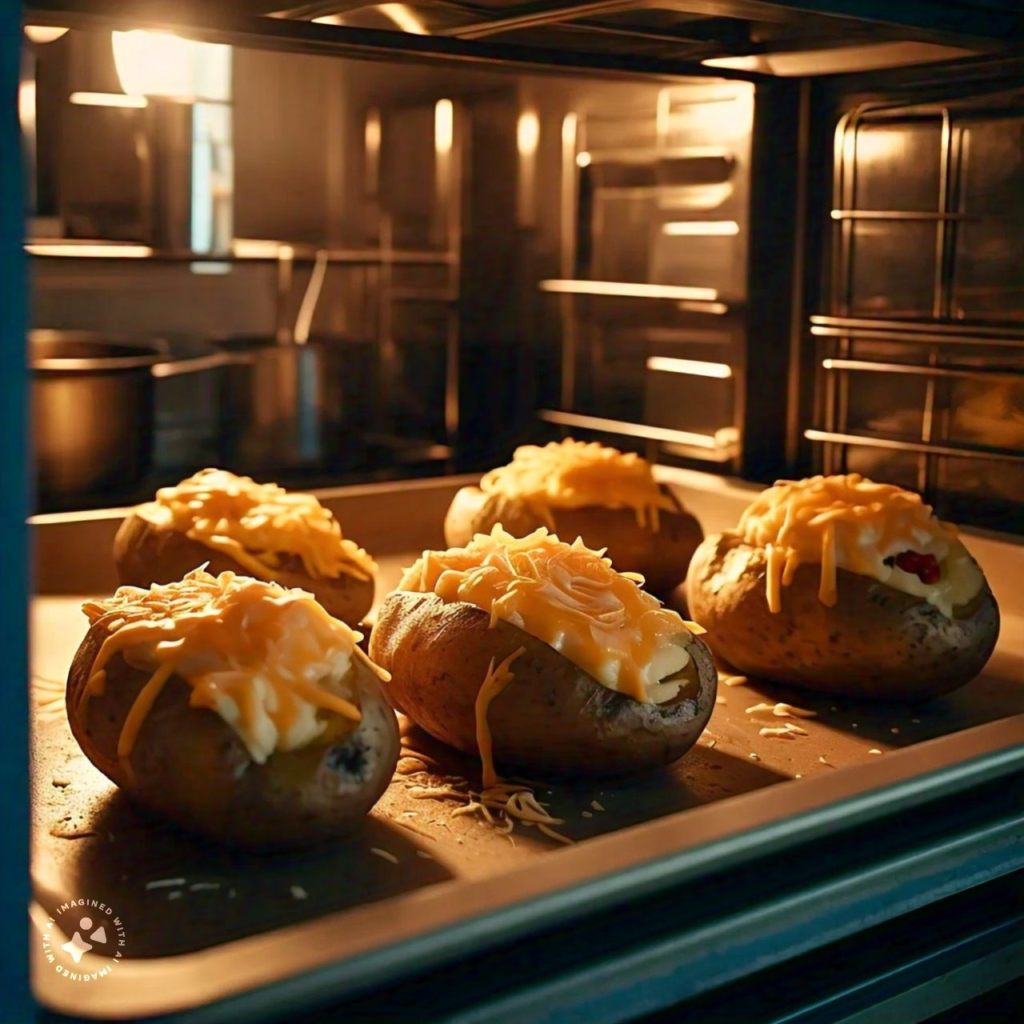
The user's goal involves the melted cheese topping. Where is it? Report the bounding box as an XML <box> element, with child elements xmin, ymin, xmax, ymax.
<box><xmin>480</xmin><ymin>439</ymin><xmax>676</xmax><ymax>530</ymax></box>
<box><xmin>137</xmin><ymin>468</ymin><xmax>376</xmax><ymax>582</ymax></box>
<box><xmin>82</xmin><ymin>569</ymin><xmax>388</xmax><ymax>764</ymax></box>
<box><xmin>737</xmin><ymin>474</ymin><xmax>984</xmax><ymax>617</ymax></box>
<box><xmin>399</xmin><ymin>525</ymin><xmax>697</xmax><ymax>703</ymax></box>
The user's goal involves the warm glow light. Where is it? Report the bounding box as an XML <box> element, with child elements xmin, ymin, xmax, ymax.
<box><xmin>701</xmin><ymin>56</ymin><xmax>763</xmax><ymax>72</ymax></box>
<box><xmin>562</xmin><ymin>112</ymin><xmax>577</xmax><ymax>146</ymax></box>
<box><xmin>25</xmin><ymin>26</ymin><xmax>69</xmax><ymax>44</ymax></box>
<box><xmin>539</xmin><ymin>279</ymin><xmax>718</xmax><ymax>302</ymax></box>
<box><xmin>70</xmin><ymin>91</ymin><xmax>148</xmax><ymax>109</ymax></box>
<box><xmin>576</xmin><ymin>151</ymin><xmax>591</xmax><ymax>168</ymax></box>
<box><xmin>435</xmin><ymin>98</ymin><xmax>453</xmax><ymax>155</ymax></box>
<box><xmin>19</xmin><ymin>81</ymin><xmax>35</xmax><ymax>131</ymax></box>
<box><xmin>677</xmin><ymin>300</ymin><xmax>729</xmax><ymax>315</ymax></box>
<box><xmin>380</xmin><ymin>4</ymin><xmax>427</xmax><ymax>34</ymax></box>
<box><xmin>26</xmin><ymin>243</ymin><xmax>153</xmax><ymax>258</ymax></box>
<box><xmin>113</xmin><ymin>31</ymin><xmax>194</xmax><ymax>100</ymax></box>
<box><xmin>662</xmin><ymin>220</ymin><xmax>740</xmax><ymax>237</ymax></box>
<box><xmin>232</xmin><ymin>239</ymin><xmax>293</xmax><ymax>259</ymax></box>
<box><xmin>517</xmin><ymin>110</ymin><xmax>540</xmax><ymax>156</ymax></box>
<box><xmin>646</xmin><ymin>356</ymin><xmax>733</xmax><ymax>379</ymax></box>
<box><xmin>365</xmin><ymin>109</ymin><xmax>381</xmax><ymax>153</ymax></box>
<box><xmin>112</xmin><ymin>30</ymin><xmax>230</xmax><ymax>102</ymax></box>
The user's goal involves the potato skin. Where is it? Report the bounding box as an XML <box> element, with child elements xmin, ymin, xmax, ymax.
<box><xmin>66</xmin><ymin>613</ymin><xmax>399</xmax><ymax>849</ymax></box>
<box><xmin>114</xmin><ymin>512</ymin><xmax>375</xmax><ymax>627</ymax></box>
<box><xmin>444</xmin><ymin>485</ymin><xmax>703</xmax><ymax>598</ymax></box>
<box><xmin>686</xmin><ymin>532</ymin><xmax>1000</xmax><ymax>700</ymax></box>
<box><xmin>368</xmin><ymin>591</ymin><xmax>717</xmax><ymax>778</ymax></box>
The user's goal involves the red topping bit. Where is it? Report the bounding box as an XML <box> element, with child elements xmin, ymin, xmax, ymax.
<box><xmin>893</xmin><ymin>550</ymin><xmax>941</xmax><ymax>585</ymax></box>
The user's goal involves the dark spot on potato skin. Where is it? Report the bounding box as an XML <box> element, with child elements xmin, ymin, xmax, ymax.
<box><xmin>686</xmin><ymin>532</ymin><xmax>1000</xmax><ymax>701</ymax></box>
<box><xmin>326</xmin><ymin>736</ymin><xmax>369</xmax><ymax>780</ymax></box>
<box><xmin>65</xmin><ymin>613</ymin><xmax>400</xmax><ymax>849</ymax></box>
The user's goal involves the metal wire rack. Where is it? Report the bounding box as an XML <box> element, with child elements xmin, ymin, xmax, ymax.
<box><xmin>809</xmin><ymin>92</ymin><xmax>1024</xmax><ymax>528</ymax></box>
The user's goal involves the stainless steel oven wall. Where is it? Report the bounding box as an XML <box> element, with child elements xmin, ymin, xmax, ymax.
<box><xmin>27</xmin><ymin>26</ymin><xmax>752</xmax><ymax>509</ymax></box>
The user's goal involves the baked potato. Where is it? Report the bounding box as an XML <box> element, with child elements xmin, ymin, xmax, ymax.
<box><xmin>114</xmin><ymin>469</ymin><xmax>376</xmax><ymax>627</ymax></box>
<box><xmin>369</xmin><ymin>526</ymin><xmax>716</xmax><ymax>779</ymax></box>
<box><xmin>67</xmin><ymin>570</ymin><xmax>399</xmax><ymax>848</ymax></box>
<box><xmin>444</xmin><ymin>439</ymin><xmax>703</xmax><ymax>597</ymax></box>
<box><xmin>686</xmin><ymin>475</ymin><xmax>1000</xmax><ymax>700</ymax></box>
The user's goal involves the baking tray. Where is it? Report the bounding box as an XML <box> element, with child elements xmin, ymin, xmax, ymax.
<box><xmin>29</xmin><ymin>470</ymin><xmax>1024</xmax><ymax>1020</ymax></box>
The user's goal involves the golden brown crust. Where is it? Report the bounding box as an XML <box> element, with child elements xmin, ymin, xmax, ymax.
<box><xmin>113</xmin><ymin>512</ymin><xmax>375</xmax><ymax>626</ymax></box>
<box><xmin>443</xmin><ymin>484</ymin><xmax>703</xmax><ymax>597</ymax></box>
<box><xmin>368</xmin><ymin>590</ymin><xmax>717</xmax><ymax>778</ymax></box>
<box><xmin>685</xmin><ymin>532</ymin><xmax>1000</xmax><ymax>700</ymax></box>
<box><xmin>66</xmin><ymin>613</ymin><xmax>399</xmax><ymax>849</ymax></box>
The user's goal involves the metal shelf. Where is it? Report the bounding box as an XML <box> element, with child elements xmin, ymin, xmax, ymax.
<box><xmin>805</xmin><ymin>428</ymin><xmax>1024</xmax><ymax>465</ymax></box>
<box><xmin>538</xmin><ymin>409</ymin><xmax>735</xmax><ymax>462</ymax></box>
<box><xmin>25</xmin><ymin>240</ymin><xmax>457</xmax><ymax>266</ymax></box>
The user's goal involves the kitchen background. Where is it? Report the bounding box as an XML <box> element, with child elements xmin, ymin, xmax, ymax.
<box><xmin>21</xmin><ymin>21</ymin><xmax>1024</xmax><ymax>534</ymax></box>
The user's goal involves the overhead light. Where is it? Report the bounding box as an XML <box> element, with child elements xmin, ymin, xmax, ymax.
<box><xmin>24</xmin><ymin>26</ymin><xmax>69</xmax><ymax>44</ymax></box>
<box><xmin>575</xmin><ymin>151</ymin><xmax>591</xmax><ymax>168</ymax></box>
<box><xmin>662</xmin><ymin>220</ymin><xmax>740</xmax><ymax>237</ymax></box>
<box><xmin>112</xmin><ymin>30</ymin><xmax>231</xmax><ymax>102</ymax></box>
<box><xmin>435</xmin><ymin>98</ymin><xmax>453</xmax><ymax>155</ymax></box>
<box><xmin>646</xmin><ymin>356</ymin><xmax>733</xmax><ymax>379</ymax></box>
<box><xmin>380</xmin><ymin>4</ymin><xmax>427</xmax><ymax>34</ymax></box>
<box><xmin>70</xmin><ymin>91</ymin><xmax>148</xmax><ymax>109</ymax></box>
<box><xmin>26</xmin><ymin>243</ymin><xmax>153</xmax><ymax>258</ymax></box>
<box><xmin>539</xmin><ymin>279</ymin><xmax>718</xmax><ymax>302</ymax></box>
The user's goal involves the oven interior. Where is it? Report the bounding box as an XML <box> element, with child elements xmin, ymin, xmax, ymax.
<box><xmin>14</xmin><ymin>2</ymin><xmax>1024</xmax><ymax>1021</ymax></box>
<box><xmin>21</xmin><ymin>3</ymin><xmax>1024</xmax><ymax>533</ymax></box>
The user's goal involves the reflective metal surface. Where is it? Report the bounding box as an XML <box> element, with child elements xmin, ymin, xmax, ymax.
<box><xmin>812</xmin><ymin>92</ymin><xmax>1024</xmax><ymax>530</ymax></box>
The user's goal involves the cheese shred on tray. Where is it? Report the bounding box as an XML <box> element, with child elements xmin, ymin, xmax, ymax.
<box><xmin>400</xmin><ymin>525</ymin><xmax>700</xmax><ymax>704</ymax></box>
<box><xmin>81</xmin><ymin>568</ymin><xmax>388</xmax><ymax>764</ymax></box>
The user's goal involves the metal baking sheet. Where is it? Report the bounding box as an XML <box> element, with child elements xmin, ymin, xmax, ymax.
<box><xmin>28</xmin><ymin>470</ymin><xmax>1024</xmax><ymax>1019</ymax></box>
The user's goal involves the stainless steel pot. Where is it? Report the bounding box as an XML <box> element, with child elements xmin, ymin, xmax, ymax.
<box><xmin>215</xmin><ymin>335</ymin><xmax>375</xmax><ymax>472</ymax></box>
<box><xmin>30</xmin><ymin>330</ymin><xmax>237</xmax><ymax>498</ymax></box>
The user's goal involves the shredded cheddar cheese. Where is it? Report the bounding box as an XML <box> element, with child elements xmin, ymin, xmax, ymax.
<box><xmin>480</xmin><ymin>439</ymin><xmax>676</xmax><ymax>530</ymax></box>
<box><xmin>474</xmin><ymin>647</ymin><xmax>525</xmax><ymax>789</ymax></box>
<box><xmin>137</xmin><ymin>468</ymin><xmax>376</xmax><ymax>582</ymax></box>
<box><xmin>82</xmin><ymin>569</ymin><xmax>387</xmax><ymax>764</ymax></box>
<box><xmin>400</xmin><ymin>526</ymin><xmax>698</xmax><ymax>704</ymax></box>
<box><xmin>737</xmin><ymin>474</ymin><xmax>984</xmax><ymax>617</ymax></box>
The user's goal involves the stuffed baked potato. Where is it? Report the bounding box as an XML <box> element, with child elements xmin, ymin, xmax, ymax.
<box><xmin>67</xmin><ymin>569</ymin><xmax>399</xmax><ymax>848</ymax></box>
<box><xmin>114</xmin><ymin>469</ymin><xmax>376</xmax><ymax>627</ymax></box>
<box><xmin>444</xmin><ymin>439</ymin><xmax>703</xmax><ymax>597</ymax></box>
<box><xmin>369</xmin><ymin>526</ymin><xmax>716</xmax><ymax>779</ymax></box>
<box><xmin>686</xmin><ymin>474</ymin><xmax>1000</xmax><ymax>700</ymax></box>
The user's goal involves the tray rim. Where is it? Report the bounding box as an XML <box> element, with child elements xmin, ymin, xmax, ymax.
<box><xmin>31</xmin><ymin>712</ymin><xmax>1024</xmax><ymax>1020</ymax></box>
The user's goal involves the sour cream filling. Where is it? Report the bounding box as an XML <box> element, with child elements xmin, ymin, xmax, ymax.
<box><xmin>82</xmin><ymin>569</ymin><xmax>382</xmax><ymax>764</ymax></box>
<box><xmin>737</xmin><ymin>474</ymin><xmax>984</xmax><ymax>617</ymax></box>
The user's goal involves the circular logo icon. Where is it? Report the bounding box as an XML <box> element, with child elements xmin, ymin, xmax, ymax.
<box><xmin>41</xmin><ymin>899</ymin><xmax>126</xmax><ymax>982</ymax></box>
